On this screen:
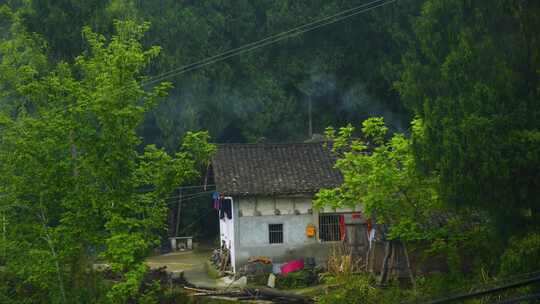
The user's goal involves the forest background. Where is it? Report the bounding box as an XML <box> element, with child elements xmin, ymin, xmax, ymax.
<box><xmin>0</xmin><ymin>0</ymin><xmax>539</xmax><ymax>303</ymax></box>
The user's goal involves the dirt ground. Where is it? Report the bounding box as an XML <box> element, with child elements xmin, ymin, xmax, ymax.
<box><xmin>145</xmin><ymin>247</ymin><xmax>243</xmax><ymax>289</ymax></box>
<box><xmin>146</xmin><ymin>249</ymin><xmax>210</xmax><ymax>272</ymax></box>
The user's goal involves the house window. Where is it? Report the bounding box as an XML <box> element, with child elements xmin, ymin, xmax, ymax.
<box><xmin>319</xmin><ymin>214</ymin><xmax>340</xmax><ymax>242</ymax></box>
<box><xmin>269</xmin><ymin>224</ymin><xmax>283</xmax><ymax>244</ymax></box>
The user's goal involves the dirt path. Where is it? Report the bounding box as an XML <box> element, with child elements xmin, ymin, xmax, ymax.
<box><xmin>146</xmin><ymin>250</ymin><xmax>208</xmax><ymax>272</ymax></box>
<box><xmin>145</xmin><ymin>249</ymin><xmax>244</xmax><ymax>290</ymax></box>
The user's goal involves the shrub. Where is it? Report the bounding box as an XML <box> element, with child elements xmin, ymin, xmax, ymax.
<box><xmin>318</xmin><ymin>275</ymin><xmax>379</xmax><ymax>304</ymax></box>
<box><xmin>500</xmin><ymin>233</ymin><xmax>540</xmax><ymax>276</ymax></box>
<box><xmin>327</xmin><ymin>244</ymin><xmax>359</xmax><ymax>280</ymax></box>
<box><xmin>275</xmin><ymin>270</ymin><xmax>318</xmax><ymax>289</ymax></box>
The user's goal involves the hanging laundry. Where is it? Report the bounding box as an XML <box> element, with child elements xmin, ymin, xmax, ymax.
<box><xmin>366</xmin><ymin>219</ymin><xmax>376</xmax><ymax>248</ymax></box>
<box><xmin>221</xmin><ymin>198</ymin><xmax>232</xmax><ymax>220</ymax></box>
<box><xmin>212</xmin><ymin>192</ymin><xmax>220</xmax><ymax>210</ymax></box>
<box><xmin>339</xmin><ymin>215</ymin><xmax>346</xmax><ymax>241</ymax></box>
<box><xmin>219</xmin><ymin>194</ymin><xmax>225</xmax><ymax>219</ymax></box>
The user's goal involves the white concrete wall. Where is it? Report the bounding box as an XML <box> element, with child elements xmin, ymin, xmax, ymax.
<box><xmin>219</xmin><ymin>197</ymin><xmax>236</xmax><ymax>272</ymax></box>
<box><xmin>237</xmin><ymin>196</ymin><xmax>313</xmax><ymax>216</ymax></box>
<box><xmin>231</xmin><ymin>195</ymin><xmax>362</xmax><ymax>269</ymax></box>
<box><xmin>318</xmin><ymin>204</ymin><xmax>364</xmax><ymax>213</ymax></box>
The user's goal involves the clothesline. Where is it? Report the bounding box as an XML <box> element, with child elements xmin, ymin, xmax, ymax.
<box><xmin>213</xmin><ymin>193</ymin><xmax>232</xmax><ymax>220</ymax></box>
<box><xmin>175</xmin><ymin>184</ymin><xmax>215</xmax><ymax>190</ymax></box>
<box><xmin>166</xmin><ymin>190</ymin><xmax>215</xmax><ymax>201</ymax></box>
<box><xmin>165</xmin><ymin>194</ymin><xmax>212</xmax><ymax>205</ymax></box>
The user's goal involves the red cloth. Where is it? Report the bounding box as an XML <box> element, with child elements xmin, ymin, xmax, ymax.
<box><xmin>339</xmin><ymin>215</ymin><xmax>346</xmax><ymax>241</ymax></box>
<box><xmin>281</xmin><ymin>259</ymin><xmax>304</xmax><ymax>276</ymax></box>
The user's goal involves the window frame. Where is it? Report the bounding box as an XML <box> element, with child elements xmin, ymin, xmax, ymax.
<box><xmin>319</xmin><ymin>214</ymin><xmax>341</xmax><ymax>242</ymax></box>
<box><xmin>268</xmin><ymin>223</ymin><xmax>284</xmax><ymax>244</ymax></box>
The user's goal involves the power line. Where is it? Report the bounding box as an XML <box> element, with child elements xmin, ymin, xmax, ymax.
<box><xmin>166</xmin><ymin>190</ymin><xmax>214</xmax><ymax>201</ymax></box>
<box><xmin>422</xmin><ymin>274</ymin><xmax>540</xmax><ymax>304</ymax></box>
<box><xmin>30</xmin><ymin>0</ymin><xmax>398</xmax><ymax>120</ymax></box>
<box><xmin>166</xmin><ymin>194</ymin><xmax>211</xmax><ymax>205</ymax></box>
<box><xmin>497</xmin><ymin>293</ymin><xmax>540</xmax><ymax>304</ymax></box>
<box><xmin>142</xmin><ymin>0</ymin><xmax>398</xmax><ymax>86</ymax></box>
<box><xmin>175</xmin><ymin>184</ymin><xmax>215</xmax><ymax>190</ymax></box>
<box><xmin>406</xmin><ymin>270</ymin><xmax>540</xmax><ymax>304</ymax></box>
<box><xmin>142</xmin><ymin>0</ymin><xmax>396</xmax><ymax>86</ymax></box>
<box><xmin>136</xmin><ymin>184</ymin><xmax>215</xmax><ymax>194</ymax></box>
<box><xmin>175</xmin><ymin>206</ymin><xmax>218</xmax><ymax>236</ymax></box>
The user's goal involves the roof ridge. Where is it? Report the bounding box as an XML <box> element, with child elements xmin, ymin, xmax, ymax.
<box><xmin>211</xmin><ymin>141</ymin><xmax>342</xmax><ymax>196</ymax></box>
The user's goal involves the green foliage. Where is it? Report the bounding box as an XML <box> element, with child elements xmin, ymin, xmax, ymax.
<box><xmin>0</xmin><ymin>5</ymin><xmax>48</xmax><ymax>112</ymax></box>
<box><xmin>19</xmin><ymin>0</ymin><xmax>112</xmax><ymax>61</ymax></box>
<box><xmin>401</xmin><ymin>273</ymin><xmax>479</xmax><ymax>303</ymax></box>
<box><xmin>180</xmin><ymin>131</ymin><xmax>217</xmax><ymax>171</ymax></box>
<box><xmin>316</xmin><ymin>117</ymin><xmax>444</xmax><ymax>243</ymax></box>
<box><xmin>275</xmin><ymin>270</ymin><xmax>318</xmax><ymax>290</ymax></box>
<box><xmin>0</xmin><ymin>19</ymin><xmax>215</xmax><ymax>302</ymax></box>
<box><xmin>2</xmin><ymin>0</ymin><xmax>539</xmax><ymax>301</ymax></box>
<box><xmin>108</xmin><ymin>264</ymin><xmax>149</xmax><ymax>303</ymax></box>
<box><xmin>317</xmin><ymin>117</ymin><xmax>493</xmax><ymax>279</ymax></box>
<box><xmin>361</xmin><ymin>117</ymin><xmax>388</xmax><ymax>145</ymax></box>
<box><xmin>500</xmin><ymin>233</ymin><xmax>540</xmax><ymax>276</ymax></box>
<box><xmin>396</xmin><ymin>0</ymin><xmax>540</xmax><ymax>236</ymax></box>
<box><xmin>318</xmin><ymin>275</ymin><xmax>379</xmax><ymax>304</ymax></box>
<box><xmin>6</xmin><ymin>0</ymin><xmax>420</xmax><ymax>148</ymax></box>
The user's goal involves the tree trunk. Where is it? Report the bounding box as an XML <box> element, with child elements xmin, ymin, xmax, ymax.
<box><xmin>378</xmin><ymin>241</ymin><xmax>392</xmax><ymax>285</ymax></box>
<box><xmin>365</xmin><ymin>242</ymin><xmax>371</xmax><ymax>272</ymax></box>
<box><xmin>401</xmin><ymin>241</ymin><xmax>416</xmax><ymax>288</ymax></box>
<box><xmin>40</xmin><ymin>210</ymin><xmax>66</xmax><ymax>303</ymax></box>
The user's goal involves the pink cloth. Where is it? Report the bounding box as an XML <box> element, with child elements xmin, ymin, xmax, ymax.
<box><xmin>280</xmin><ymin>259</ymin><xmax>304</xmax><ymax>276</ymax></box>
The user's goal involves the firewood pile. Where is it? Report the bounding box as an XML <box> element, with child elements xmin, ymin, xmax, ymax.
<box><xmin>185</xmin><ymin>286</ymin><xmax>314</xmax><ymax>303</ymax></box>
<box><xmin>211</xmin><ymin>247</ymin><xmax>231</xmax><ymax>273</ymax></box>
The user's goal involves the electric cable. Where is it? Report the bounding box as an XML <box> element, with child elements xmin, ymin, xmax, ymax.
<box><xmin>25</xmin><ymin>0</ymin><xmax>399</xmax><ymax>119</ymax></box>
<box><xmin>142</xmin><ymin>0</ymin><xmax>398</xmax><ymax>86</ymax></box>
<box><xmin>141</xmin><ymin>0</ymin><xmax>397</xmax><ymax>86</ymax></box>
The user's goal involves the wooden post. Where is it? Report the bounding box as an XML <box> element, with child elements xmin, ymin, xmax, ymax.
<box><xmin>175</xmin><ymin>189</ymin><xmax>182</xmax><ymax>237</ymax></box>
<box><xmin>379</xmin><ymin>241</ymin><xmax>392</xmax><ymax>286</ymax></box>
<box><xmin>365</xmin><ymin>242</ymin><xmax>371</xmax><ymax>272</ymax></box>
<box><xmin>402</xmin><ymin>241</ymin><xmax>416</xmax><ymax>287</ymax></box>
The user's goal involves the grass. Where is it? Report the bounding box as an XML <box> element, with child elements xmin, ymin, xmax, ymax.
<box><xmin>204</xmin><ymin>260</ymin><xmax>221</xmax><ymax>279</ymax></box>
<box><xmin>287</xmin><ymin>283</ymin><xmax>330</xmax><ymax>297</ymax></box>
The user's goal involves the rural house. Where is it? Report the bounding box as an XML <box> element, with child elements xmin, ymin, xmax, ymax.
<box><xmin>210</xmin><ymin>142</ymin><xmax>370</xmax><ymax>273</ymax></box>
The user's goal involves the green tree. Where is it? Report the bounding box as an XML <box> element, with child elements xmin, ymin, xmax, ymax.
<box><xmin>18</xmin><ymin>0</ymin><xmax>111</xmax><ymax>61</ymax></box>
<box><xmin>0</xmin><ymin>5</ymin><xmax>48</xmax><ymax>113</ymax></box>
<box><xmin>0</xmin><ymin>19</ymin><xmax>214</xmax><ymax>303</ymax></box>
<box><xmin>316</xmin><ymin>117</ymin><xmax>443</xmax><ymax>243</ymax></box>
<box><xmin>315</xmin><ymin>118</ymin><xmax>487</xmax><ymax>283</ymax></box>
<box><xmin>5</xmin><ymin>0</ymin><xmax>422</xmax><ymax>147</ymax></box>
<box><xmin>396</xmin><ymin>0</ymin><xmax>540</xmax><ymax>236</ymax></box>
<box><xmin>129</xmin><ymin>0</ymin><xmax>420</xmax><ymax>146</ymax></box>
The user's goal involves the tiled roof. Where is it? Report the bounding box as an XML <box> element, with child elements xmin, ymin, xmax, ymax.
<box><xmin>211</xmin><ymin>142</ymin><xmax>343</xmax><ymax>196</ymax></box>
